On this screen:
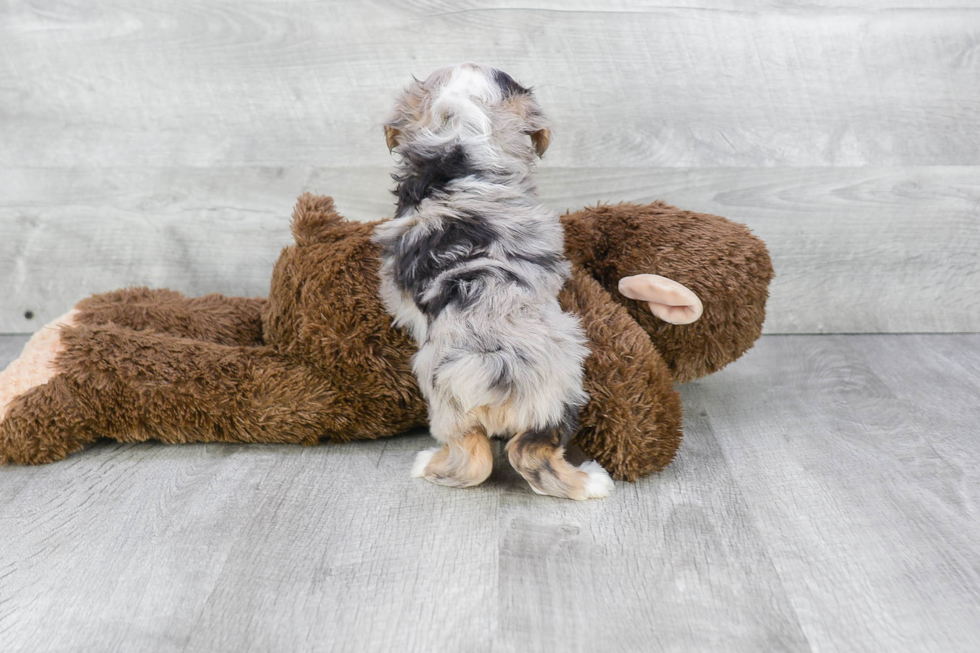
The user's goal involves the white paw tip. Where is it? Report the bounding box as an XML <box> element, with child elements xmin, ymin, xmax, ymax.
<box><xmin>579</xmin><ymin>460</ymin><xmax>614</xmax><ymax>499</ymax></box>
<box><xmin>411</xmin><ymin>447</ymin><xmax>440</xmax><ymax>478</ymax></box>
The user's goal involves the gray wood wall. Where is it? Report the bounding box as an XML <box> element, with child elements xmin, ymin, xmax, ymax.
<box><xmin>2</xmin><ymin>0</ymin><xmax>978</xmax><ymax>334</ymax></box>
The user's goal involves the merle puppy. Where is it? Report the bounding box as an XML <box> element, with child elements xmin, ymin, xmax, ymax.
<box><xmin>373</xmin><ymin>63</ymin><xmax>613</xmax><ymax>500</ymax></box>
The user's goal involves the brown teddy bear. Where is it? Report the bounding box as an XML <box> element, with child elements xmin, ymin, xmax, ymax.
<box><xmin>0</xmin><ymin>194</ymin><xmax>772</xmax><ymax>481</ymax></box>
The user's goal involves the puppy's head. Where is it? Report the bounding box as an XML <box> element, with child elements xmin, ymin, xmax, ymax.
<box><xmin>384</xmin><ymin>63</ymin><xmax>551</xmax><ymax>161</ymax></box>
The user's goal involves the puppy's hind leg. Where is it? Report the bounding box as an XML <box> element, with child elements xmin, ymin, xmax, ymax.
<box><xmin>507</xmin><ymin>426</ymin><xmax>614</xmax><ymax>501</ymax></box>
<box><xmin>412</xmin><ymin>426</ymin><xmax>493</xmax><ymax>489</ymax></box>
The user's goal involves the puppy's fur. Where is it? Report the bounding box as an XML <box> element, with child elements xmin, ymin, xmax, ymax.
<box><xmin>373</xmin><ymin>63</ymin><xmax>613</xmax><ymax>500</ymax></box>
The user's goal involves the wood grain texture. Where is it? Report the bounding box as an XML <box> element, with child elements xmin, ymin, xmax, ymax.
<box><xmin>2</xmin><ymin>166</ymin><xmax>977</xmax><ymax>333</ymax></box>
<box><xmin>1</xmin><ymin>0</ymin><xmax>978</xmax><ymax>168</ymax></box>
<box><xmin>690</xmin><ymin>335</ymin><xmax>980</xmax><ymax>652</ymax></box>
<box><xmin>2</xmin><ymin>334</ymin><xmax>979</xmax><ymax>652</ymax></box>
<box><xmin>3</xmin><ymin>0</ymin><xmax>979</xmax><ymax>333</ymax></box>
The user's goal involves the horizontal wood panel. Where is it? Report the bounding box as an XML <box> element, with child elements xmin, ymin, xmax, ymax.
<box><xmin>1</xmin><ymin>165</ymin><xmax>976</xmax><ymax>334</ymax></box>
<box><xmin>1</xmin><ymin>1</ymin><xmax>978</xmax><ymax>168</ymax></box>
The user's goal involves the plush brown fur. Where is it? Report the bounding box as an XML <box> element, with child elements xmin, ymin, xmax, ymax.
<box><xmin>562</xmin><ymin>202</ymin><xmax>774</xmax><ymax>383</ymax></box>
<box><xmin>0</xmin><ymin>194</ymin><xmax>771</xmax><ymax>481</ymax></box>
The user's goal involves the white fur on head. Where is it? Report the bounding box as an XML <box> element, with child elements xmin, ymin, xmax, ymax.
<box><xmin>383</xmin><ymin>62</ymin><xmax>551</xmax><ymax>169</ymax></box>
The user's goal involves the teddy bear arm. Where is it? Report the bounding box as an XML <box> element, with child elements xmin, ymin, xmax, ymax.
<box><xmin>560</xmin><ymin>268</ymin><xmax>683</xmax><ymax>481</ymax></box>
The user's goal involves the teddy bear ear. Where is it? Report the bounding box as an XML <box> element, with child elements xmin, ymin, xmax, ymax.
<box><xmin>618</xmin><ymin>274</ymin><xmax>704</xmax><ymax>325</ymax></box>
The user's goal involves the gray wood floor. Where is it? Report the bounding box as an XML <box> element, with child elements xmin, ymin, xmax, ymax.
<box><xmin>1</xmin><ymin>333</ymin><xmax>977</xmax><ymax>652</ymax></box>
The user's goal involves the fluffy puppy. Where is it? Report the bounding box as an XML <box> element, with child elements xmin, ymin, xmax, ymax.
<box><xmin>373</xmin><ymin>63</ymin><xmax>613</xmax><ymax>500</ymax></box>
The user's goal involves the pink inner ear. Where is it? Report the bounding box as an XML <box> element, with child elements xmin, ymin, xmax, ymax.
<box><xmin>618</xmin><ymin>274</ymin><xmax>704</xmax><ymax>325</ymax></box>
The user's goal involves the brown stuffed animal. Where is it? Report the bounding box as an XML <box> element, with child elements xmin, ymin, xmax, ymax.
<box><xmin>0</xmin><ymin>194</ymin><xmax>772</xmax><ymax>481</ymax></box>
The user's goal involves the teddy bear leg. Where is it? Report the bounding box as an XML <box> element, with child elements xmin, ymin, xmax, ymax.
<box><xmin>74</xmin><ymin>287</ymin><xmax>267</xmax><ymax>346</ymax></box>
<box><xmin>0</xmin><ymin>310</ymin><xmax>79</xmax><ymax>425</ymax></box>
<box><xmin>0</xmin><ymin>309</ymin><xmax>104</xmax><ymax>463</ymax></box>
<box><xmin>0</xmin><ymin>320</ymin><xmax>412</xmax><ymax>465</ymax></box>
<box><xmin>0</xmin><ymin>375</ymin><xmax>104</xmax><ymax>465</ymax></box>
<box><xmin>0</xmin><ymin>286</ymin><xmax>271</xmax><ymax>463</ymax></box>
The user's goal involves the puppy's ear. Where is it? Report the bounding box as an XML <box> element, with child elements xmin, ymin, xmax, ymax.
<box><xmin>530</xmin><ymin>128</ymin><xmax>550</xmax><ymax>158</ymax></box>
<box><xmin>513</xmin><ymin>89</ymin><xmax>551</xmax><ymax>157</ymax></box>
<box><xmin>384</xmin><ymin>125</ymin><xmax>400</xmax><ymax>153</ymax></box>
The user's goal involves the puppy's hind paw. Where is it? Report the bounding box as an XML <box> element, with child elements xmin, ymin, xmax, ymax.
<box><xmin>411</xmin><ymin>447</ymin><xmax>441</xmax><ymax>478</ymax></box>
<box><xmin>578</xmin><ymin>460</ymin><xmax>614</xmax><ymax>499</ymax></box>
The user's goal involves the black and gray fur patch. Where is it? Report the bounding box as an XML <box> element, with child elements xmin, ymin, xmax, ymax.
<box><xmin>393</xmin><ymin>145</ymin><xmax>474</xmax><ymax>216</ymax></box>
<box><xmin>387</xmin><ymin>212</ymin><xmax>498</xmax><ymax>299</ymax></box>
<box><xmin>492</xmin><ymin>69</ymin><xmax>530</xmax><ymax>98</ymax></box>
<box><xmin>512</xmin><ymin>250</ymin><xmax>564</xmax><ymax>273</ymax></box>
<box><xmin>423</xmin><ymin>263</ymin><xmax>530</xmax><ymax>318</ymax></box>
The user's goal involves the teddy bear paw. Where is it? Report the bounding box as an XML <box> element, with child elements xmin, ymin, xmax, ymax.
<box><xmin>0</xmin><ymin>310</ymin><xmax>78</xmax><ymax>424</ymax></box>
